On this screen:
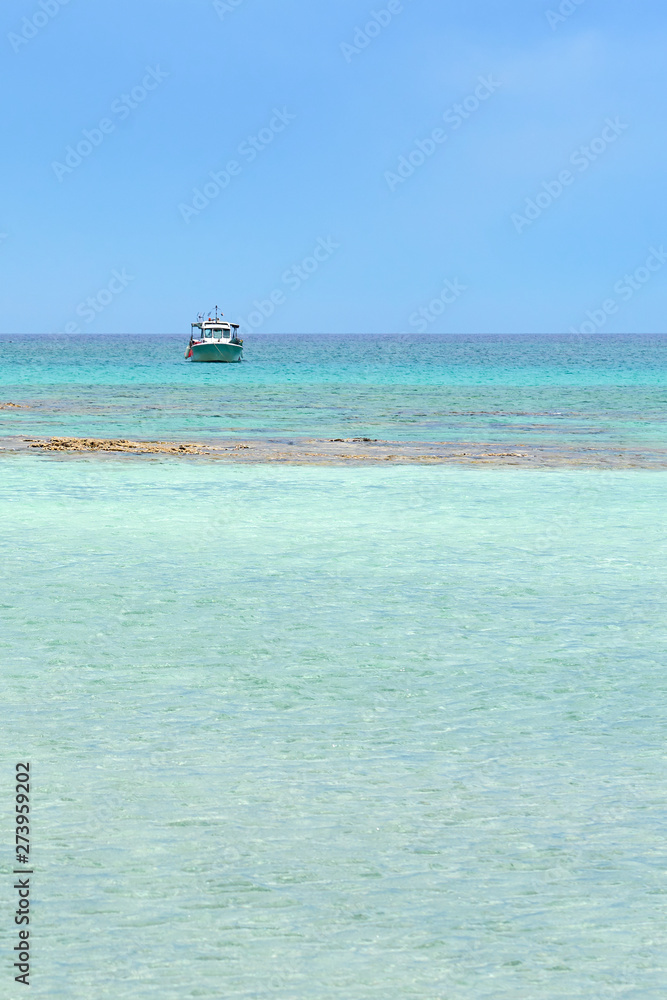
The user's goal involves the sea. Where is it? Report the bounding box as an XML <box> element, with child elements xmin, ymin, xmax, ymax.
<box><xmin>1</xmin><ymin>334</ymin><xmax>667</xmax><ymax>451</ymax></box>
<box><xmin>1</xmin><ymin>334</ymin><xmax>666</xmax><ymax>998</ymax></box>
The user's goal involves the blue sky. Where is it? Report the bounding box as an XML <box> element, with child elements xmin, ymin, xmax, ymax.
<box><xmin>1</xmin><ymin>0</ymin><xmax>665</xmax><ymax>334</ymax></box>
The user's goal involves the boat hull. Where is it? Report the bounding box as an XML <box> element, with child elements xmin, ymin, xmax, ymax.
<box><xmin>188</xmin><ymin>342</ymin><xmax>243</xmax><ymax>363</ymax></box>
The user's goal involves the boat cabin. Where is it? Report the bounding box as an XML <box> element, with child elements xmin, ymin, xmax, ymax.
<box><xmin>191</xmin><ymin>320</ymin><xmax>241</xmax><ymax>343</ymax></box>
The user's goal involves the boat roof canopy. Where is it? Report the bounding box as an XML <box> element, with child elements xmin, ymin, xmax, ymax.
<box><xmin>192</xmin><ymin>320</ymin><xmax>240</xmax><ymax>329</ymax></box>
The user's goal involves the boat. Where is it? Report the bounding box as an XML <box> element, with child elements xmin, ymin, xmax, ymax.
<box><xmin>185</xmin><ymin>307</ymin><xmax>243</xmax><ymax>363</ymax></box>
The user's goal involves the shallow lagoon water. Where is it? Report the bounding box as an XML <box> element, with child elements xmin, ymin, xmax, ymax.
<box><xmin>2</xmin><ymin>334</ymin><xmax>666</xmax><ymax>452</ymax></box>
<box><xmin>2</xmin><ymin>457</ymin><xmax>666</xmax><ymax>998</ymax></box>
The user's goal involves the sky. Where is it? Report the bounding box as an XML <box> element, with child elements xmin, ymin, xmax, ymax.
<box><xmin>1</xmin><ymin>0</ymin><xmax>666</xmax><ymax>335</ymax></box>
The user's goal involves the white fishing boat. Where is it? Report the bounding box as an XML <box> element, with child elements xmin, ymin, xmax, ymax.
<box><xmin>185</xmin><ymin>307</ymin><xmax>243</xmax><ymax>363</ymax></box>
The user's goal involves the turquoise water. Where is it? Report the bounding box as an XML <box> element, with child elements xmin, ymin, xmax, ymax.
<box><xmin>2</xmin><ymin>458</ymin><xmax>666</xmax><ymax>998</ymax></box>
<box><xmin>2</xmin><ymin>334</ymin><xmax>666</xmax><ymax>451</ymax></box>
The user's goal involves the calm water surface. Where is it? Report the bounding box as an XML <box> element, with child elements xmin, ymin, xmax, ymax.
<box><xmin>2</xmin><ymin>459</ymin><xmax>666</xmax><ymax>999</ymax></box>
